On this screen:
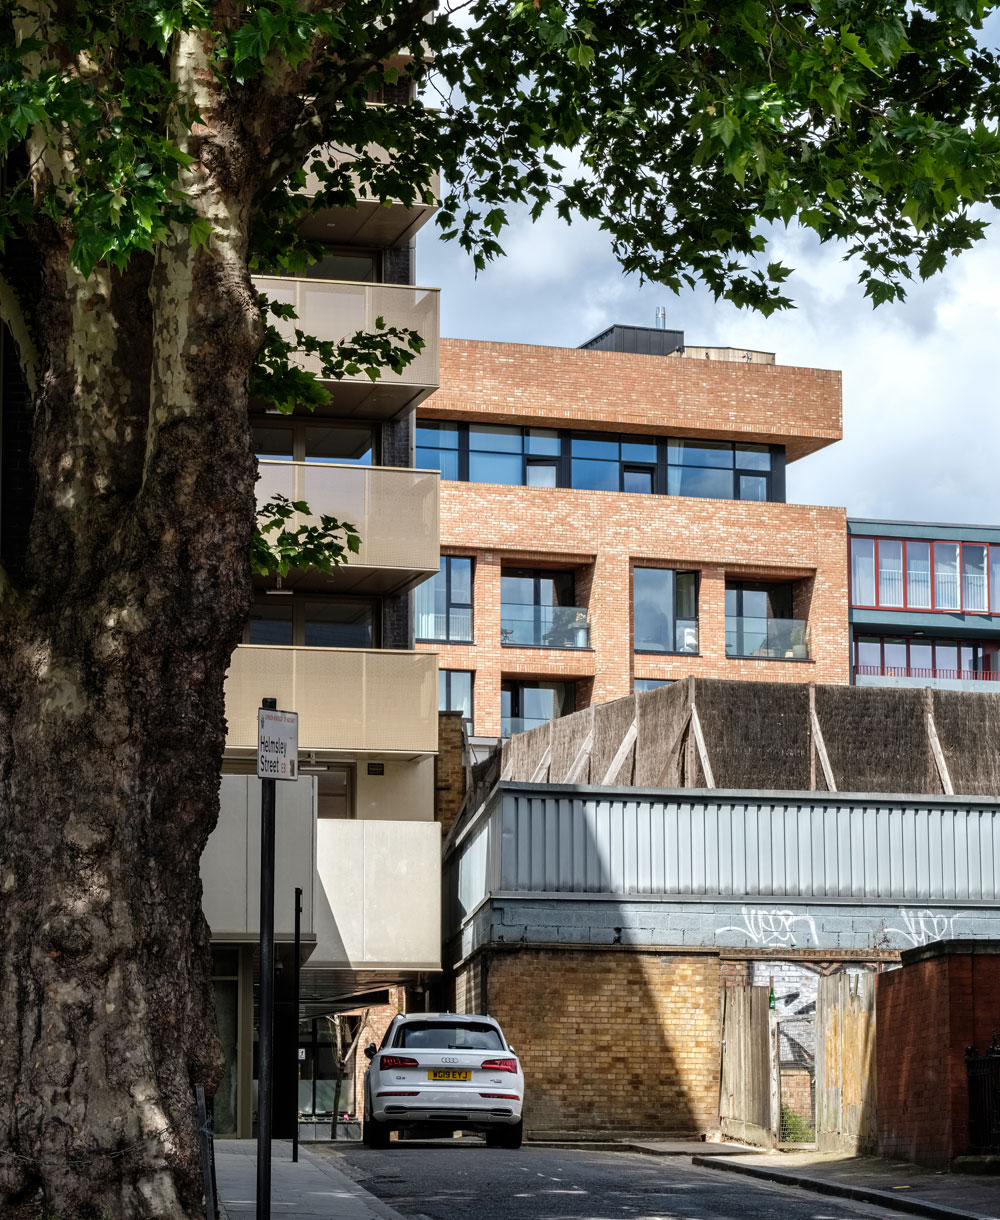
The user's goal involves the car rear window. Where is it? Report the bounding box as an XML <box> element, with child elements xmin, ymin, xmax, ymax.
<box><xmin>393</xmin><ymin>1022</ymin><xmax>504</xmax><ymax>1051</ymax></box>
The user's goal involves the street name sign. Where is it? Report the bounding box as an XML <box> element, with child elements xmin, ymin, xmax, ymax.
<box><xmin>257</xmin><ymin>708</ymin><xmax>299</xmax><ymax>781</ymax></box>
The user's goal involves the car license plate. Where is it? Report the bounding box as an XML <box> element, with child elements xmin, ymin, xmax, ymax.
<box><xmin>428</xmin><ymin>1069</ymin><xmax>470</xmax><ymax>1081</ymax></box>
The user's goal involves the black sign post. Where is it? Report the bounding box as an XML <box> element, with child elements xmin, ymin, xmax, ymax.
<box><xmin>292</xmin><ymin>885</ymin><xmax>302</xmax><ymax>1164</ymax></box>
<box><xmin>257</xmin><ymin>697</ymin><xmax>277</xmax><ymax>1220</ymax></box>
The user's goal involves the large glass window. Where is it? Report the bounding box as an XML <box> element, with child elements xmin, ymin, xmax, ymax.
<box><xmin>852</xmin><ymin>536</ymin><xmax>1000</xmax><ymax>613</ymax></box>
<box><xmin>414</xmin><ymin>419</ymin><xmax>782</xmax><ymax>501</ymax></box>
<box><xmin>500</xmin><ymin>568</ymin><xmax>587</xmax><ymax>648</ymax></box>
<box><xmin>304</xmin><ymin>600</ymin><xmax>373</xmax><ymax>648</ymax></box>
<box><xmin>416</xmin><ymin>421</ymin><xmax>460</xmax><ymax>481</ymax></box>
<box><xmin>501</xmin><ymin>681</ymin><xmax>575</xmax><ymax>737</ymax></box>
<box><xmin>245</xmin><ymin>597</ymin><xmax>376</xmax><ymax>647</ymax></box>
<box><xmin>853</xmin><ymin>636</ymin><xmax>999</xmax><ymax>679</ymax></box>
<box><xmin>633</xmin><ymin>568</ymin><xmax>698</xmax><ymax>654</ymax></box>
<box><xmin>415</xmin><ymin>556</ymin><xmax>473</xmax><ymax>642</ymax></box>
<box><xmin>934</xmin><ymin>543</ymin><xmax>961</xmax><ymax>610</ymax></box>
<box><xmin>964</xmin><ymin>545</ymin><xmax>989</xmax><ymax>612</ymax></box>
<box><xmin>252</xmin><ymin>421</ymin><xmax>375</xmax><ymax>465</ymax></box>
<box><xmin>907</xmin><ymin>541</ymin><xmax>932</xmax><ymax>609</ymax></box>
<box><xmin>851</xmin><ymin>538</ymin><xmax>876</xmax><ymax>606</ymax></box>
<box><xmin>878</xmin><ymin>539</ymin><xmax>904</xmax><ymax>607</ymax></box>
<box><xmin>634</xmin><ymin>678</ymin><xmax>673</xmax><ymax>693</ymax></box>
<box><xmin>439</xmin><ymin>670</ymin><xmax>474</xmax><ymax>730</ymax></box>
<box><xmin>726</xmin><ymin>582</ymin><xmax>807</xmax><ymax>659</ymax></box>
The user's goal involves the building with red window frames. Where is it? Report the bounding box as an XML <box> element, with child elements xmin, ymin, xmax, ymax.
<box><xmin>849</xmin><ymin>518</ymin><xmax>1000</xmax><ymax>690</ymax></box>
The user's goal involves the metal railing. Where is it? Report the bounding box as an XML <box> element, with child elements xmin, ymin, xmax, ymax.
<box><xmin>253</xmin><ymin>276</ymin><xmax>440</xmax><ymax>388</ymax></box>
<box><xmin>854</xmin><ymin>665</ymin><xmax>1000</xmax><ymax>683</ymax></box>
<box><xmin>256</xmin><ymin>460</ymin><xmax>439</xmax><ymax>574</ymax></box>
<box><xmin>967</xmin><ymin>1036</ymin><xmax>1000</xmax><ymax>1155</ymax></box>
<box><xmin>725</xmin><ymin>617</ymin><xmax>809</xmax><ymax>660</ymax></box>
<box><xmin>500</xmin><ymin>605</ymin><xmax>590</xmax><ymax>649</ymax></box>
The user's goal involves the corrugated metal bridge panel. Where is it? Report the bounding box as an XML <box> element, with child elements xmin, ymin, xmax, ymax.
<box><xmin>449</xmin><ymin>786</ymin><xmax>1000</xmax><ymax>910</ymax></box>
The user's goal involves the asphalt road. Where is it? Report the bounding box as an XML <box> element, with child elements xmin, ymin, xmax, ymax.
<box><xmin>323</xmin><ymin>1142</ymin><xmax>902</xmax><ymax>1220</ymax></box>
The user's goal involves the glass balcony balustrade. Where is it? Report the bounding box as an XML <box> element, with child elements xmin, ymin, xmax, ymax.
<box><xmin>501</xmin><ymin>716</ymin><xmax>551</xmax><ymax>738</ymax></box>
<box><xmin>499</xmin><ymin>604</ymin><xmax>591</xmax><ymax>649</ymax></box>
<box><xmin>725</xmin><ymin>617</ymin><xmax>810</xmax><ymax>660</ymax></box>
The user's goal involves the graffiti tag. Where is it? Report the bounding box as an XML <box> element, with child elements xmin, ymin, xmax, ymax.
<box><xmin>716</xmin><ymin>907</ymin><xmax>818</xmax><ymax>948</ymax></box>
<box><xmin>884</xmin><ymin>908</ymin><xmax>962</xmax><ymax>948</ymax></box>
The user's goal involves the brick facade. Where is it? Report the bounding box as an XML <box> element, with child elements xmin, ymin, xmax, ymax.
<box><xmin>435</xmin><ymin>711</ymin><xmax>466</xmax><ymax>838</ymax></box>
<box><xmin>424</xmin><ymin>486</ymin><xmax>849</xmax><ymax>736</ymax></box>
<box><xmin>419</xmin><ymin>338</ymin><xmax>848</xmax><ymax>738</ymax></box>
<box><xmin>876</xmin><ymin>941</ymin><xmax>1000</xmax><ymax>1168</ymax></box>
<box><xmin>453</xmin><ymin>946</ymin><xmax>721</xmax><ymax>1136</ymax></box>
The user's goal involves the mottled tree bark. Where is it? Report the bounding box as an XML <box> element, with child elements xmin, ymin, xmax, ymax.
<box><xmin>0</xmin><ymin>30</ymin><xmax>264</xmax><ymax>1218</ymax></box>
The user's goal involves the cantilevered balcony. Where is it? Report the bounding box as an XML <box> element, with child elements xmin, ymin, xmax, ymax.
<box><xmin>299</xmin><ymin>133</ymin><xmax>440</xmax><ymax>247</ymax></box>
<box><xmin>225</xmin><ymin>645</ymin><xmax>438</xmax><ymax>758</ymax></box>
<box><xmin>254</xmin><ymin>275</ymin><xmax>440</xmax><ymax>420</ymax></box>
<box><xmin>256</xmin><ymin>460</ymin><xmax>439</xmax><ymax>596</ymax></box>
<box><xmin>854</xmin><ymin>665</ymin><xmax>1000</xmax><ymax>693</ymax></box>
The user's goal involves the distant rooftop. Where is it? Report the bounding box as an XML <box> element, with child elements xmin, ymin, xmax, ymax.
<box><xmin>578</xmin><ymin>323</ymin><xmax>775</xmax><ymax>365</ymax></box>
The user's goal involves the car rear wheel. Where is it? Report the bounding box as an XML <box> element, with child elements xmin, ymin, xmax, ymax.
<box><xmin>486</xmin><ymin>1120</ymin><xmax>522</xmax><ymax>1150</ymax></box>
<box><xmin>364</xmin><ymin>1116</ymin><xmax>391</xmax><ymax>1149</ymax></box>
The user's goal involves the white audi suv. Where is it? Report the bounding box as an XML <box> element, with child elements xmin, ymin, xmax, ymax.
<box><xmin>362</xmin><ymin>1013</ymin><xmax>524</xmax><ymax>1148</ymax></box>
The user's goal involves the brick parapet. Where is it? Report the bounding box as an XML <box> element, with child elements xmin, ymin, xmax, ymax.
<box><xmin>432</xmin><ymin>338</ymin><xmax>842</xmax><ymax>463</ymax></box>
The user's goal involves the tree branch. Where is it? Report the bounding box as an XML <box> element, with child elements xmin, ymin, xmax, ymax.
<box><xmin>0</xmin><ymin>270</ymin><xmax>38</xmax><ymax>397</ymax></box>
<box><xmin>257</xmin><ymin>0</ymin><xmax>439</xmax><ymax>197</ymax></box>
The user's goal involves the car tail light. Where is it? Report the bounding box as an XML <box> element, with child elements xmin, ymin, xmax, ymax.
<box><xmin>380</xmin><ymin>1054</ymin><xmax>419</xmax><ymax>1070</ymax></box>
<box><xmin>480</xmin><ymin>1057</ymin><xmax>518</xmax><ymax>1073</ymax></box>
<box><xmin>479</xmin><ymin>1092</ymin><xmax>520</xmax><ymax>1099</ymax></box>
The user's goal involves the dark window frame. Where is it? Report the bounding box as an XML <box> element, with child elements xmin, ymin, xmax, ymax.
<box><xmin>415</xmin><ymin>555</ymin><xmax>474</xmax><ymax>644</ymax></box>
<box><xmin>415</xmin><ymin>420</ymin><xmax>785</xmax><ymax>502</ymax></box>
<box><xmin>439</xmin><ymin>668</ymin><xmax>474</xmax><ymax>731</ymax></box>
<box><xmin>853</xmin><ymin>635</ymin><xmax>998</xmax><ymax>680</ymax></box>
<box><xmin>632</xmin><ymin>566</ymin><xmax>700</xmax><ymax>656</ymax></box>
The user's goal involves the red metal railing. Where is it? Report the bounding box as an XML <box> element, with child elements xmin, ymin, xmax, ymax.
<box><xmin>853</xmin><ymin>664</ymin><xmax>1000</xmax><ymax>682</ymax></box>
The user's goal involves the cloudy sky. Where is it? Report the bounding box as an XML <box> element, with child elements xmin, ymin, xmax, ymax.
<box><xmin>417</xmin><ymin>197</ymin><xmax>1000</xmax><ymax>529</ymax></box>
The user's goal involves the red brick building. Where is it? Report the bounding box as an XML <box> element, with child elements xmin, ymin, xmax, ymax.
<box><xmin>415</xmin><ymin>327</ymin><xmax>849</xmax><ymax>739</ymax></box>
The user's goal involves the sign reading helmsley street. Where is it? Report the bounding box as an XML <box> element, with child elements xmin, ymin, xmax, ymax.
<box><xmin>257</xmin><ymin>708</ymin><xmax>299</xmax><ymax>780</ymax></box>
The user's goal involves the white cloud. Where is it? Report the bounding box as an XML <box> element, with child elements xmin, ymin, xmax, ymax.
<box><xmin>419</xmin><ymin>204</ymin><xmax>1000</xmax><ymax>527</ymax></box>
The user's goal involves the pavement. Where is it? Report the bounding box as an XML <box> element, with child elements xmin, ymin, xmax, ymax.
<box><xmin>214</xmin><ymin>1137</ymin><xmax>1000</xmax><ymax>1220</ymax></box>
<box><xmin>692</xmin><ymin>1149</ymin><xmax>1000</xmax><ymax>1220</ymax></box>
<box><xmin>214</xmin><ymin>1140</ymin><xmax>406</xmax><ymax>1220</ymax></box>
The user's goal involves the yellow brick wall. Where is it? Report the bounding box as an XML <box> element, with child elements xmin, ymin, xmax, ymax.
<box><xmin>455</xmin><ymin>948</ymin><xmax>721</xmax><ymax>1136</ymax></box>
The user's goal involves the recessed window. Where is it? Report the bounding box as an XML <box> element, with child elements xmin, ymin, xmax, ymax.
<box><xmin>253</xmin><ymin>420</ymin><xmax>375</xmax><ymax>465</ymax></box>
<box><xmin>245</xmin><ymin>597</ymin><xmax>376</xmax><ymax>647</ymax></box>
<box><xmin>725</xmin><ymin>581</ymin><xmax>807</xmax><ymax>659</ymax></box>
<box><xmin>634</xmin><ymin>678</ymin><xmax>674</xmax><ymax>693</ymax></box>
<box><xmin>317</xmin><ymin>768</ymin><xmax>353</xmax><ymax>819</ymax></box>
<box><xmin>415</xmin><ymin>557</ymin><xmax>473</xmax><ymax>642</ymax></box>
<box><xmin>415</xmin><ymin>421</ymin><xmax>460</xmax><ymax>481</ymax></box>
<box><xmin>501</xmin><ymin>680</ymin><xmax>575</xmax><ymax>737</ymax></box>
<box><xmin>248</xmin><ymin>603</ymin><xmax>294</xmax><ymax>646</ymax></box>
<box><xmin>500</xmin><ymin>568</ymin><xmax>587</xmax><ymax>648</ymax></box>
<box><xmin>633</xmin><ymin>568</ymin><xmax>698</xmax><ymax>654</ymax></box>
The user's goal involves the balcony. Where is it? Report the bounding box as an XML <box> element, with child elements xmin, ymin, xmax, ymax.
<box><xmin>313</xmin><ymin>819</ymin><xmax>440</xmax><ymax>970</ymax></box>
<box><xmin>501</xmin><ymin>716</ymin><xmax>552</xmax><ymax>738</ymax></box>
<box><xmin>725</xmin><ymin>617</ymin><xmax>810</xmax><ymax>660</ymax></box>
<box><xmin>225</xmin><ymin>645</ymin><xmax>438</xmax><ymax>758</ymax></box>
<box><xmin>253</xmin><ymin>276</ymin><xmax>440</xmax><ymax>420</ymax></box>
<box><xmin>299</xmin><ymin>135</ymin><xmax>440</xmax><ymax>247</ymax></box>
<box><xmin>854</xmin><ymin>665</ymin><xmax>1000</xmax><ymax>693</ymax></box>
<box><xmin>500</xmin><ymin>605</ymin><xmax>591</xmax><ymax>649</ymax></box>
<box><xmin>257</xmin><ymin>460</ymin><xmax>439</xmax><ymax>596</ymax></box>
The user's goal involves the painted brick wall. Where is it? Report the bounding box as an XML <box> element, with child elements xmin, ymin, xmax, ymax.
<box><xmin>876</xmin><ymin>944</ymin><xmax>1000</xmax><ymax>1167</ymax></box>
<box><xmin>457</xmin><ymin>946</ymin><xmax>721</xmax><ymax>1136</ymax></box>
<box><xmin>422</xmin><ymin>485</ymin><xmax>849</xmax><ymax>736</ymax></box>
<box><xmin>431</xmin><ymin>339</ymin><xmax>842</xmax><ymax>463</ymax></box>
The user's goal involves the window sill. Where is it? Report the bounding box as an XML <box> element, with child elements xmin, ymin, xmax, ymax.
<box><xmin>727</xmin><ymin>654</ymin><xmax>814</xmax><ymax>663</ymax></box>
<box><xmin>500</xmin><ymin>643</ymin><xmax>594</xmax><ymax>652</ymax></box>
<box><xmin>416</xmin><ymin>638</ymin><xmax>475</xmax><ymax>646</ymax></box>
<box><xmin>634</xmin><ymin>649</ymin><xmax>701</xmax><ymax>658</ymax></box>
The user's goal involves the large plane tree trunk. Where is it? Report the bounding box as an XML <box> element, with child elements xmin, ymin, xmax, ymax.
<box><xmin>0</xmin><ymin>32</ymin><xmax>266</xmax><ymax>1215</ymax></box>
